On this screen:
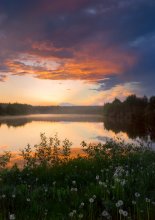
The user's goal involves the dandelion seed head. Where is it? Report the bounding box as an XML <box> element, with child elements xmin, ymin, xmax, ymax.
<box><xmin>135</xmin><ymin>192</ymin><xmax>140</xmax><ymax>198</ymax></box>
<box><xmin>119</xmin><ymin>209</ymin><xmax>124</xmax><ymax>215</ymax></box>
<box><xmin>102</xmin><ymin>210</ymin><xmax>109</xmax><ymax>217</ymax></box>
<box><xmin>145</xmin><ymin>198</ymin><xmax>151</xmax><ymax>203</ymax></box>
<box><xmin>116</xmin><ymin>200</ymin><xmax>123</xmax><ymax>207</ymax></box>
<box><xmin>79</xmin><ymin>213</ymin><xmax>83</xmax><ymax>218</ymax></box>
<box><xmin>9</xmin><ymin>214</ymin><xmax>15</xmax><ymax>220</ymax></box>
<box><xmin>72</xmin><ymin>180</ymin><xmax>76</xmax><ymax>185</ymax></box>
<box><xmin>89</xmin><ymin>198</ymin><xmax>94</xmax><ymax>203</ymax></box>
<box><xmin>132</xmin><ymin>200</ymin><xmax>136</xmax><ymax>205</ymax></box>
<box><xmin>93</xmin><ymin>195</ymin><xmax>96</xmax><ymax>199</ymax></box>
<box><xmin>80</xmin><ymin>202</ymin><xmax>84</xmax><ymax>207</ymax></box>
<box><xmin>96</xmin><ymin>175</ymin><xmax>99</xmax><ymax>180</ymax></box>
<box><xmin>123</xmin><ymin>211</ymin><xmax>128</xmax><ymax>217</ymax></box>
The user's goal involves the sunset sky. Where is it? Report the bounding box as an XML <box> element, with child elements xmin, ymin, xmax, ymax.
<box><xmin>0</xmin><ymin>0</ymin><xmax>155</xmax><ymax>105</ymax></box>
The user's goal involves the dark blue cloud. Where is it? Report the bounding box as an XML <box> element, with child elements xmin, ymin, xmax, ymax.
<box><xmin>0</xmin><ymin>0</ymin><xmax>155</xmax><ymax>95</ymax></box>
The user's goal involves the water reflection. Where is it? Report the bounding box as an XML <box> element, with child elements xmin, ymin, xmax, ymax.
<box><xmin>0</xmin><ymin>114</ymin><xmax>155</xmax><ymax>153</ymax></box>
<box><xmin>103</xmin><ymin>117</ymin><xmax>155</xmax><ymax>142</ymax></box>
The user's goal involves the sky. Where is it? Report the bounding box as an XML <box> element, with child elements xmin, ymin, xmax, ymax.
<box><xmin>0</xmin><ymin>0</ymin><xmax>155</xmax><ymax>106</ymax></box>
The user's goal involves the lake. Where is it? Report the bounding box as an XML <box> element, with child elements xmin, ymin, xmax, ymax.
<box><xmin>0</xmin><ymin>114</ymin><xmax>154</xmax><ymax>154</ymax></box>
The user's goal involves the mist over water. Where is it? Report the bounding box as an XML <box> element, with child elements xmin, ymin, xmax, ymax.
<box><xmin>0</xmin><ymin>114</ymin><xmax>154</xmax><ymax>153</ymax></box>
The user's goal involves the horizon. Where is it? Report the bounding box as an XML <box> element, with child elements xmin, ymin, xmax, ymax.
<box><xmin>0</xmin><ymin>0</ymin><xmax>155</xmax><ymax>105</ymax></box>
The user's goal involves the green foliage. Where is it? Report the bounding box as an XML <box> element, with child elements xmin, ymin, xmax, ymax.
<box><xmin>103</xmin><ymin>95</ymin><xmax>155</xmax><ymax>140</ymax></box>
<box><xmin>21</xmin><ymin>133</ymin><xmax>72</xmax><ymax>168</ymax></box>
<box><xmin>0</xmin><ymin>136</ymin><xmax>155</xmax><ymax>219</ymax></box>
<box><xmin>0</xmin><ymin>152</ymin><xmax>11</xmax><ymax>169</ymax></box>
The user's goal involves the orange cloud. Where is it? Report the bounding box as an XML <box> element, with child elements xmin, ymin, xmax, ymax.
<box><xmin>4</xmin><ymin>41</ymin><xmax>137</xmax><ymax>83</ymax></box>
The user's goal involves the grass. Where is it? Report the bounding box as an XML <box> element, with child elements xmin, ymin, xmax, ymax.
<box><xmin>0</xmin><ymin>134</ymin><xmax>155</xmax><ymax>219</ymax></box>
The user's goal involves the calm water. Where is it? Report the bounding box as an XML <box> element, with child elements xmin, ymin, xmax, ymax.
<box><xmin>0</xmin><ymin>114</ymin><xmax>154</xmax><ymax>153</ymax></box>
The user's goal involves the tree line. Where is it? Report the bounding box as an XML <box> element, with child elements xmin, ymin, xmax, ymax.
<box><xmin>103</xmin><ymin>95</ymin><xmax>155</xmax><ymax>139</ymax></box>
<box><xmin>0</xmin><ymin>103</ymin><xmax>103</xmax><ymax>115</ymax></box>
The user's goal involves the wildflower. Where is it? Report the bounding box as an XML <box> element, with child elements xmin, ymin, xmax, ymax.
<box><xmin>71</xmin><ymin>187</ymin><xmax>77</xmax><ymax>192</ymax></box>
<box><xmin>89</xmin><ymin>198</ymin><xmax>94</xmax><ymax>203</ymax></box>
<box><xmin>72</xmin><ymin>180</ymin><xmax>76</xmax><ymax>185</ymax></box>
<box><xmin>69</xmin><ymin>212</ymin><xmax>74</xmax><ymax>217</ymax></box>
<box><xmin>132</xmin><ymin>201</ymin><xmax>136</xmax><ymax>205</ymax></box>
<box><xmin>103</xmin><ymin>182</ymin><xmax>107</xmax><ymax>188</ymax></box>
<box><xmin>152</xmin><ymin>201</ymin><xmax>155</xmax><ymax>205</ymax></box>
<box><xmin>44</xmin><ymin>188</ymin><xmax>48</xmax><ymax>192</ymax></box>
<box><xmin>2</xmin><ymin>194</ymin><xmax>6</xmax><ymax>198</ymax></box>
<box><xmin>72</xmin><ymin>210</ymin><xmax>76</xmax><ymax>214</ymax></box>
<box><xmin>12</xmin><ymin>194</ymin><xmax>16</xmax><ymax>198</ymax></box>
<box><xmin>53</xmin><ymin>181</ymin><xmax>56</xmax><ymax>185</ymax></box>
<box><xmin>9</xmin><ymin>214</ymin><xmax>15</xmax><ymax>220</ymax></box>
<box><xmin>116</xmin><ymin>200</ymin><xmax>123</xmax><ymax>207</ymax></box>
<box><xmin>122</xmin><ymin>211</ymin><xmax>128</xmax><ymax>217</ymax></box>
<box><xmin>44</xmin><ymin>209</ymin><xmax>48</xmax><ymax>215</ymax></box>
<box><xmin>96</xmin><ymin>175</ymin><xmax>99</xmax><ymax>180</ymax></box>
<box><xmin>92</xmin><ymin>195</ymin><xmax>96</xmax><ymax>199</ymax></box>
<box><xmin>115</xmin><ymin>178</ymin><xmax>120</xmax><ymax>183</ymax></box>
<box><xmin>114</xmin><ymin>166</ymin><xmax>124</xmax><ymax>178</ymax></box>
<box><xmin>120</xmin><ymin>179</ymin><xmax>126</xmax><ymax>186</ymax></box>
<box><xmin>145</xmin><ymin>198</ymin><xmax>151</xmax><ymax>203</ymax></box>
<box><xmin>78</xmin><ymin>214</ymin><xmax>83</xmax><ymax>219</ymax></box>
<box><xmin>119</xmin><ymin>209</ymin><xmax>124</xmax><ymax>215</ymax></box>
<box><xmin>26</xmin><ymin>198</ymin><xmax>30</xmax><ymax>202</ymax></box>
<box><xmin>102</xmin><ymin>210</ymin><xmax>109</xmax><ymax>217</ymax></box>
<box><xmin>99</xmin><ymin>181</ymin><xmax>103</xmax><ymax>185</ymax></box>
<box><xmin>80</xmin><ymin>202</ymin><xmax>85</xmax><ymax>207</ymax></box>
<box><xmin>135</xmin><ymin>192</ymin><xmax>140</xmax><ymax>198</ymax></box>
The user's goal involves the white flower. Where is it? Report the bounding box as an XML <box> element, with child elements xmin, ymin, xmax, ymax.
<box><xmin>44</xmin><ymin>209</ymin><xmax>48</xmax><ymax>215</ymax></box>
<box><xmin>132</xmin><ymin>200</ymin><xmax>136</xmax><ymax>205</ymax></box>
<box><xmin>92</xmin><ymin>195</ymin><xmax>96</xmax><ymax>199</ymax></box>
<box><xmin>72</xmin><ymin>180</ymin><xmax>76</xmax><ymax>185</ymax></box>
<box><xmin>101</xmin><ymin>210</ymin><xmax>109</xmax><ymax>217</ymax></box>
<box><xmin>152</xmin><ymin>201</ymin><xmax>155</xmax><ymax>205</ymax></box>
<box><xmin>99</xmin><ymin>181</ymin><xmax>103</xmax><ymax>185</ymax></box>
<box><xmin>80</xmin><ymin>202</ymin><xmax>85</xmax><ymax>207</ymax></box>
<box><xmin>135</xmin><ymin>192</ymin><xmax>140</xmax><ymax>198</ymax></box>
<box><xmin>69</xmin><ymin>212</ymin><xmax>74</xmax><ymax>217</ymax></box>
<box><xmin>26</xmin><ymin>198</ymin><xmax>30</xmax><ymax>202</ymax></box>
<box><xmin>120</xmin><ymin>179</ymin><xmax>126</xmax><ymax>186</ymax></box>
<box><xmin>71</xmin><ymin>187</ymin><xmax>77</xmax><ymax>192</ymax></box>
<box><xmin>89</xmin><ymin>198</ymin><xmax>94</xmax><ymax>203</ymax></box>
<box><xmin>96</xmin><ymin>175</ymin><xmax>99</xmax><ymax>180</ymax></box>
<box><xmin>116</xmin><ymin>200</ymin><xmax>123</xmax><ymax>207</ymax></box>
<box><xmin>53</xmin><ymin>181</ymin><xmax>56</xmax><ymax>185</ymax></box>
<box><xmin>145</xmin><ymin>198</ymin><xmax>150</xmax><ymax>203</ymax></box>
<box><xmin>12</xmin><ymin>194</ymin><xmax>16</xmax><ymax>198</ymax></box>
<box><xmin>78</xmin><ymin>214</ymin><xmax>83</xmax><ymax>219</ymax></box>
<box><xmin>2</xmin><ymin>194</ymin><xmax>6</xmax><ymax>198</ymax></box>
<box><xmin>44</xmin><ymin>188</ymin><xmax>48</xmax><ymax>192</ymax></box>
<box><xmin>9</xmin><ymin>214</ymin><xmax>15</xmax><ymax>220</ymax></box>
<box><xmin>123</xmin><ymin>211</ymin><xmax>128</xmax><ymax>217</ymax></box>
<box><xmin>72</xmin><ymin>210</ymin><xmax>76</xmax><ymax>214</ymax></box>
<box><xmin>119</xmin><ymin>209</ymin><xmax>124</xmax><ymax>215</ymax></box>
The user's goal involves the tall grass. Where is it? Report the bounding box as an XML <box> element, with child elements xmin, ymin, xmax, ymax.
<box><xmin>0</xmin><ymin>134</ymin><xmax>155</xmax><ymax>219</ymax></box>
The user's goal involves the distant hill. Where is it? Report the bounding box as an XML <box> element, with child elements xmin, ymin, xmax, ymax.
<box><xmin>0</xmin><ymin>103</ymin><xmax>103</xmax><ymax>115</ymax></box>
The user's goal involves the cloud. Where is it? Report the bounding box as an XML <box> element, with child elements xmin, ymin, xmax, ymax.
<box><xmin>85</xmin><ymin>82</ymin><xmax>142</xmax><ymax>105</ymax></box>
<box><xmin>0</xmin><ymin>0</ymin><xmax>155</xmax><ymax>96</ymax></box>
<box><xmin>0</xmin><ymin>74</ymin><xmax>7</xmax><ymax>82</ymax></box>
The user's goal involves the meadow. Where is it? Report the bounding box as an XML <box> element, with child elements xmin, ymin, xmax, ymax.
<box><xmin>0</xmin><ymin>134</ymin><xmax>155</xmax><ymax>220</ymax></box>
